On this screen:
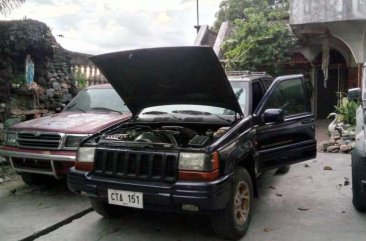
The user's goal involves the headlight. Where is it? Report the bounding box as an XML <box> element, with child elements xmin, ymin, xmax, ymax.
<box><xmin>179</xmin><ymin>152</ymin><xmax>207</xmax><ymax>171</ymax></box>
<box><xmin>77</xmin><ymin>147</ymin><xmax>96</xmax><ymax>163</ymax></box>
<box><xmin>178</xmin><ymin>152</ymin><xmax>220</xmax><ymax>181</ymax></box>
<box><xmin>64</xmin><ymin>135</ymin><xmax>87</xmax><ymax>148</ymax></box>
<box><xmin>5</xmin><ymin>132</ymin><xmax>17</xmax><ymax>146</ymax></box>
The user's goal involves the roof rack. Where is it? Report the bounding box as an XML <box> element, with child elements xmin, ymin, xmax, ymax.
<box><xmin>226</xmin><ymin>71</ymin><xmax>267</xmax><ymax>77</ymax></box>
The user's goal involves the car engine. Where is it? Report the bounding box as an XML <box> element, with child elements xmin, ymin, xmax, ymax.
<box><xmin>100</xmin><ymin>125</ymin><xmax>230</xmax><ymax>148</ymax></box>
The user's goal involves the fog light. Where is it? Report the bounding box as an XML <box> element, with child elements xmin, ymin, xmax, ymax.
<box><xmin>182</xmin><ymin>204</ymin><xmax>199</xmax><ymax>211</ymax></box>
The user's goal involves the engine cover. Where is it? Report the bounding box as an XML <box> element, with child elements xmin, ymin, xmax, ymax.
<box><xmin>134</xmin><ymin>132</ymin><xmax>165</xmax><ymax>143</ymax></box>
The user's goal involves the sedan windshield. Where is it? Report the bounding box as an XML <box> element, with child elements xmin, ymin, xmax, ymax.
<box><xmin>65</xmin><ymin>88</ymin><xmax>129</xmax><ymax>113</ymax></box>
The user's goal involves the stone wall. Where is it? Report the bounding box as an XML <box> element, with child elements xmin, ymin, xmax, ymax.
<box><xmin>318</xmin><ymin>122</ymin><xmax>356</xmax><ymax>153</ymax></box>
<box><xmin>0</xmin><ymin>19</ymin><xmax>80</xmax><ymax>121</ymax></box>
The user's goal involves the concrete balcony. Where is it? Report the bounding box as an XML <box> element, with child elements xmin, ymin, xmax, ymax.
<box><xmin>290</xmin><ymin>0</ymin><xmax>366</xmax><ymax>65</ymax></box>
<box><xmin>290</xmin><ymin>0</ymin><xmax>366</xmax><ymax>25</ymax></box>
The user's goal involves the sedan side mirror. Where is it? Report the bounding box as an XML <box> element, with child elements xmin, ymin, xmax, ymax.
<box><xmin>348</xmin><ymin>88</ymin><xmax>361</xmax><ymax>100</ymax></box>
<box><xmin>262</xmin><ymin>108</ymin><xmax>284</xmax><ymax>124</ymax></box>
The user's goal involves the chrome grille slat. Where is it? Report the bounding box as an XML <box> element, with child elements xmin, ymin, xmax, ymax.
<box><xmin>17</xmin><ymin>132</ymin><xmax>62</xmax><ymax>149</ymax></box>
<box><xmin>17</xmin><ymin>139</ymin><xmax>60</xmax><ymax>143</ymax></box>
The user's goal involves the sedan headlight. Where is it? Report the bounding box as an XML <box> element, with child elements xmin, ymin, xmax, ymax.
<box><xmin>64</xmin><ymin>135</ymin><xmax>88</xmax><ymax>148</ymax></box>
<box><xmin>77</xmin><ymin>147</ymin><xmax>96</xmax><ymax>163</ymax></box>
<box><xmin>5</xmin><ymin>132</ymin><xmax>17</xmax><ymax>146</ymax></box>
<box><xmin>179</xmin><ymin>152</ymin><xmax>207</xmax><ymax>171</ymax></box>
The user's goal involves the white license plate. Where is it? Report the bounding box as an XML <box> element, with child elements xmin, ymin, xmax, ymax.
<box><xmin>107</xmin><ymin>189</ymin><xmax>143</xmax><ymax>209</ymax></box>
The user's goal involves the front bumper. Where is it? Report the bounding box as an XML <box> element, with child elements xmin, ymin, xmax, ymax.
<box><xmin>68</xmin><ymin>167</ymin><xmax>233</xmax><ymax>212</ymax></box>
<box><xmin>0</xmin><ymin>148</ymin><xmax>75</xmax><ymax>179</ymax></box>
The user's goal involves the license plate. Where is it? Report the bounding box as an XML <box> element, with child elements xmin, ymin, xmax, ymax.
<box><xmin>107</xmin><ymin>189</ymin><xmax>143</xmax><ymax>209</ymax></box>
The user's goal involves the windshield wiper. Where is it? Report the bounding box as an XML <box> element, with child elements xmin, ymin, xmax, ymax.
<box><xmin>211</xmin><ymin>114</ymin><xmax>232</xmax><ymax>123</ymax></box>
<box><xmin>142</xmin><ymin>111</ymin><xmax>182</xmax><ymax>120</ymax></box>
<box><xmin>142</xmin><ymin>111</ymin><xmax>169</xmax><ymax>115</ymax></box>
<box><xmin>172</xmin><ymin>110</ymin><xmax>211</xmax><ymax>115</ymax></box>
<box><xmin>89</xmin><ymin>107</ymin><xmax>123</xmax><ymax>114</ymax></box>
<box><xmin>172</xmin><ymin>110</ymin><xmax>232</xmax><ymax>123</ymax></box>
<box><xmin>65</xmin><ymin>103</ymin><xmax>86</xmax><ymax>113</ymax></box>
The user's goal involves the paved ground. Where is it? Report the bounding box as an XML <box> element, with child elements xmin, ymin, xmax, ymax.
<box><xmin>0</xmin><ymin>166</ymin><xmax>90</xmax><ymax>241</ymax></box>
<box><xmin>1</xmin><ymin>152</ymin><xmax>364</xmax><ymax>241</ymax></box>
<box><xmin>315</xmin><ymin>118</ymin><xmax>331</xmax><ymax>143</ymax></box>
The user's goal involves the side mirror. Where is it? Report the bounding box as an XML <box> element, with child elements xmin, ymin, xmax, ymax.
<box><xmin>262</xmin><ymin>108</ymin><xmax>284</xmax><ymax>124</ymax></box>
<box><xmin>348</xmin><ymin>88</ymin><xmax>361</xmax><ymax>100</ymax></box>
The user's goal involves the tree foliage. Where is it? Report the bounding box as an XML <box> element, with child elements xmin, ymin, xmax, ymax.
<box><xmin>215</xmin><ymin>0</ymin><xmax>294</xmax><ymax>75</ymax></box>
<box><xmin>213</xmin><ymin>0</ymin><xmax>289</xmax><ymax>30</ymax></box>
<box><xmin>0</xmin><ymin>0</ymin><xmax>25</xmax><ymax>16</ymax></box>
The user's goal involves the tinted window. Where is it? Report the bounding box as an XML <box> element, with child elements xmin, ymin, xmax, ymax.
<box><xmin>252</xmin><ymin>82</ymin><xmax>264</xmax><ymax>112</ymax></box>
<box><xmin>229</xmin><ymin>81</ymin><xmax>249</xmax><ymax>115</ymax></box>
<box><xmin>261</xmin><ymin>78</ymin><xmax>273</xmax><ymax>90</ymax></box>
<box><xmin>264</xmin><ymin>78</ymin><xmax>307</xmax><ymax>116</ymax></box>
<box><xmin>65</xmin><ymin>88</ymin><xmax>129</xmax><ymax>113</ymax></box>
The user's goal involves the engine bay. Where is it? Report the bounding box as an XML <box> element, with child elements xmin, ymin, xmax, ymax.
<box><xmin>98</xmin><ymin>125</ymin><xmax>231</xmax><ymax>149</ymax></box>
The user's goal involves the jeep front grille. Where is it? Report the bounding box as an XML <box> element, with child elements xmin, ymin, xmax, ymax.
<box><xmin>93</xmin><ymin>149</ymin><xmax>178</xmax><ymax>182</ymax></box>
<box><xmin>17</xmin><ymin>132</ymin><xmax>62</xmax><ymax>149</ymax></box>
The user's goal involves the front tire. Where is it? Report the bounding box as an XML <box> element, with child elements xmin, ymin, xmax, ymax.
<box><xmin>90</xmin><ymin>198</ymin><xmax>124</xmax><ymax>218</ymax></box>
<box><xmin>211</xmin><ymin>168</ymin><xmax>254</xmax><ymax>240</ymax></box>
<box><xmin>352</xmin><ymin>150</ymin><xmax>366</xmax><ymax>211</ymax></box>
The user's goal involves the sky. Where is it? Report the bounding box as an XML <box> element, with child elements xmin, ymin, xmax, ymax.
<box><xmin>0</xmin><ymin>0</ymin><xmax>222</xmax><ymax>54</ymax></box>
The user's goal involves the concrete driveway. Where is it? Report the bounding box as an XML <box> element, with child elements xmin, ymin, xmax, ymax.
<box><xmin>0</xmin><ymin>166</ymin><xmax>90</xmax><ymax>241</ymax></box>
<box><xmin>1</xmin><ymin>152</ymin><xmax>365</xmax><ymax>241</ymax></box>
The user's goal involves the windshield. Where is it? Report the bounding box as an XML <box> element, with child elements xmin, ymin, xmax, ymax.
<box><xmin>140</xmin><ymin>81</ymin><xmax>248</xmax><ymax>116</ymax></box>
<box><xmin>65</xmin><ymin>88</ymin><xmax>129</xmax><ymax>113</ymax></box>
<box><xmin>141</xmin><ymin>104</ymin><xmax>234</xmax><ymax>115</ymax></box>
<box><xmin>229</xmin><ymin>81</ymin><xmax>248</xmax><ymax>113</ymax></box>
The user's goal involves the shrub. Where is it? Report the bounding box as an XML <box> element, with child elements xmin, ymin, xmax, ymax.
<box><xmin>74</xmin><ymin>72</ymin><xmax>88</xmax><ymax>91</ymax></box>
<box><xmin>335</xmin><ymin>97</ymin><xmax>359</xmax><ymax>126</ymax></box>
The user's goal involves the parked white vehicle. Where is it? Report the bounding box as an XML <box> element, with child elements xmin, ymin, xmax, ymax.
<box><xmin>348</xmin><ymin>63</ymin><xmax>366</xmax><ymax>211</ymax></box>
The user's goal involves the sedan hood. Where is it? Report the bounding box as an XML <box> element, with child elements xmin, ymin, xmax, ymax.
<box><xmin>9</xmin><ymin>111</ymin><xmax>131</xmax><ymax>134</ymax></box>
<box><xmin>90</xmin><ymin>46</ymin><xmax>243</xmax><ymax>116</ymax></box>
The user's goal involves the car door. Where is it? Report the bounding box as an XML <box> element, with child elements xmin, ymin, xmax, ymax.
<box><xmin>254</xmin><ymin>75</ymin><xmax>316</xmax><ymax>172</ymax></box>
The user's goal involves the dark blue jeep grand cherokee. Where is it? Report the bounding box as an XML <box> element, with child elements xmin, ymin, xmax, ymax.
<box><xmin>68</xmin><ymin>46</ymin><xmax>316</xmax><ymax>240</ymax></box>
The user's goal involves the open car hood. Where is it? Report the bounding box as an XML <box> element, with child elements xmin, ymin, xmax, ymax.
<box><xmin>90</xmin><ymin>46</ymin><xmax>243</xmax><ymax>116</ymax></box>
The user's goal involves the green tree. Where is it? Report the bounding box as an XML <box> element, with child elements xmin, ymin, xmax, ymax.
<box><xmin>215</xmin><ymin>0</ymin><xmax>295</xmax><ymax>75</ymax></box>
<box><xmin>0</xmin><ymin>0</ymin><xmax>25</xmax><ymax>15</ymax></box>
<box><xmin>213</xmin><ymin>0</ymin><xmax>288</xmax><ymax>30</ymax></box>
